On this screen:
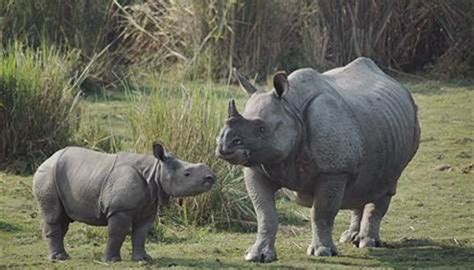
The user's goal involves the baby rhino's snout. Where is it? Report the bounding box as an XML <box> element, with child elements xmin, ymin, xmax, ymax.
<box><xmin>197</xmin><ymin>163</ymin><xmax>216</xmax><ymax>187</ymax></box>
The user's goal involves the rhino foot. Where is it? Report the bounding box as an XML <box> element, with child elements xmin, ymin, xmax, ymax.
<box><xmin>307</xmin><ymin>244</ymin><xmax>338</xmax><ymax>257</ymax></box>
<box><xmin>102</xmin><ymin>255</ymin><xmax>121</xmax><ymax>263</ymax></box>
<box><xmin>245</xmin><ymin>243</ymin><xmax>277</xmax><ymax>263</ymax></box>
<box><xmin>353</xmin><ymin>235</ymin><xmax>382</xmax><ymax>248</ymax></box>
<box><xmin>339</xmin><ymin>229</ymin><xmax>359</xmax><ymax>244</ymax></box>
<box><xmin>132</xmin><ymin>252</ymin><xmax>152</xmax><ymax>262</ymax></box>
<box><xmin>48</xmin><ymin>252</ymin><xmax>70</xmax><ymax>261</ymax></box>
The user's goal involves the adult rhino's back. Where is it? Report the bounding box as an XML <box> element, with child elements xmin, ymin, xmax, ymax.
<box><xmin>322</xmin><ymin>58</ymin><xmax>420</xmax><ymax>196</ymax></box>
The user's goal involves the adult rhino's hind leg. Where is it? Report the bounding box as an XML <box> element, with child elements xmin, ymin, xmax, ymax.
<box><xmin>355</xmin><ymin>195</ymin><xmax>392</xmax><ymax>248</ymax></box>
<box><xmin>339</xmin><ymin>208</ymin><xmax>363</xmax><ymax>245</ymax></box>
<box><xmin>307</xmin><ymin>174</ymin><xmax>347</xmax><ymax>257</ymax></box>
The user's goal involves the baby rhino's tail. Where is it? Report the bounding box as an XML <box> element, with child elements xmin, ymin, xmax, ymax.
<box><xmin>33</xmin><ymin>149</ymin><xmax>67</xmax><ymax>223</ymax></box>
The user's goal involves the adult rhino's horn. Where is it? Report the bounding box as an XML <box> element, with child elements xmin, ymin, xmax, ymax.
<box><xmin>227</xmin><ymin>99</ymin><xmax>242</xmax><ymax>119</ymax></box>
<box><xmin>233</xmin><ymin>68</ymin><xmax>257</xmax><ymax>95</ymax></box>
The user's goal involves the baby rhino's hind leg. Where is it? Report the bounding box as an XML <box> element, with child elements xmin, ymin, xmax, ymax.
<box><xmin>43</xmin><ymin>215</ymin><xmax>71</xmax><ymax>261</ymax></box>
<box><xmin>33</xmin><ymin>173</ymin><xmax>71</xmax><ymax>261</ymax></box>
<box><xmin>339</xmin><ymin>208</ymin><xmax>363</xmax><ymax>245</ymax></box>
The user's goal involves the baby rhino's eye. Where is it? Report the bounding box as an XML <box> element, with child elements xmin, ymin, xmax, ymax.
<box><xmin>184</xmin><ymin>171</ymin><xmax>191</xmax><ymax>177</ymax></box>
<box><xmin>259</xmin><ymin>126</ymin><xmax>265</xmax><ymax>133</ymax></box>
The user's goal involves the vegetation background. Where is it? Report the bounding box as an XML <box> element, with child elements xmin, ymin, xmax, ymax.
<box><xmin>0</xmin><ymin>0</ymin><xmax>473</xmax><ymax>268</ymax></box>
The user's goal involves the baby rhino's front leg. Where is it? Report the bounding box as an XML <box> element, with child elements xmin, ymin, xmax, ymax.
<box><xmin>131</xmin><ymin>215</ymin><xmax>155</xmax><ymax>261</ymax></box>
<box><xmin>103</xmin><ymin>213</ymin><xmax>132</xmax><ymax>262</ymax></box>
<box><xmin>307</xmin><ymin>174</ymin><xmax>347</xmax><ymax>257</ymax></box>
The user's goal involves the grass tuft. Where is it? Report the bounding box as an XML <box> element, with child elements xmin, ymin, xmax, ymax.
<box><xmin>125</xmin><ymin>75</ymin><xmax>255</xmax><ymax>229</ymax></box>
<box><xmin>0</xmin><ymin>42</ymin><xmax>81</xmax><ymax>172</ymax></box>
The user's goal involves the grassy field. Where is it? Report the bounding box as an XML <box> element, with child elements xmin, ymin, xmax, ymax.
<box><xmin>1</xmin><ymin>79</ymin><xmax>473</xmax><ymax>269</ymax></box>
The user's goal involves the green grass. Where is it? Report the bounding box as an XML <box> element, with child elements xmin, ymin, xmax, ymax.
<box><xmin>0</xmin><ymin>43</ymin><xmax>81</xmax><ymax>172</ymax></box>
<box><xmin>1</xmin><ymin>80</ymin><xmax>473</xmax><ymax>269</ymax></box>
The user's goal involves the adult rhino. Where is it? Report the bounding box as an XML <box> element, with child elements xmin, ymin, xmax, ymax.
<box><xmin>216</xmin><ymin>57</ymin><xmax>420</xmax><ymax>262</ymax></box>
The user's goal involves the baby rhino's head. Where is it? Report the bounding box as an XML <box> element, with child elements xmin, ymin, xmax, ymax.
<box><xmin>153</xmin><ymin>142</ymin><xmax>216</xmax><ymax>197</ymax></box>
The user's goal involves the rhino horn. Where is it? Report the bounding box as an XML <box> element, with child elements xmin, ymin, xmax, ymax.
<box><xmin>228</xmin><ymin>99</ymin><xmax>242</xmax><ymax>119</ymax></box>
<box><xmin>233</xmin><ymin>68</ymin><xmax>257</xmax><ymax>95</ymax></box>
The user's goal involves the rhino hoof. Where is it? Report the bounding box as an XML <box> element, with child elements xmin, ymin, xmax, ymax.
<box><xmin>132</xmin><ymin>253</ymin><xmax>152</xmax><ymax>262</ymax></box>
<box><xmin>358</xmin><ymin>236</ymin><xmax>382</xmax><ymax>248</ymax></box>
<box><xmin>307</xmin><ymin>245</ymin><xmax>338</xmax><ymax>257</ymax></box>
<box><xmin>339</xmin><ymin>229</ymin><xmax>359</xmax><ymax>244</ymax></box>
<box><xmin>244</xmin><ymin>245</ymin><xmax>277</xmax><ymax>263</ymax></box>
<box><xmin>102</xmin><ymin>255</ymin><xmax>121</xmax><ymax>263</ymax></box>
<box><xmin>48</xmin><ymin>252</ymin><xmax>70</xmax><ymax>261</ymax></box>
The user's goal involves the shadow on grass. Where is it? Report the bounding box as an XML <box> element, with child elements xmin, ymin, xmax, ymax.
<box><xmin>0</xmin><ymin>221</ymin><xmax>22</xmax><ymax>232</ymax></box>
<box><xmin>369</xmin><ymin>238</ymin><xmax>474</xmax><ymax>268</ymax></box>
<box><xmin>310</xmin><ymin>238</ymin><xmax>474</xmax><ymax>268</ymax></box>
<box><xmin>146</xmin><ymin>256</ymin><xmax>305</xmax><ymax>269</ymax></box>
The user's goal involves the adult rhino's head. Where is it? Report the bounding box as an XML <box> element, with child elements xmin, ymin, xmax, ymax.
<box><xmin>153</xmin><ymin>142</ymin><xmax>216</xmax><ymax>197</ymax></box>
<box><xmin>216</xmin><ymin>70</ymin><xmax>299</xmax><ymax>167</ymax></box>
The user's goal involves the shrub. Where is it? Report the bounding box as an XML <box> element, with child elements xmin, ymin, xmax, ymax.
<box><xmin>0</xmin><ymin>43</ymin><xmax>80</xmax><ymax>172</ymax></box>
<box><xmin>125</xmin><ymin>76</ymin><xmax>255</xmax><ymax>230</ymax></box>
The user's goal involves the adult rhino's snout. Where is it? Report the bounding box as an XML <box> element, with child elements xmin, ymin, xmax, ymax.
<box><xmin>216</xmin><ymin>141</ymin><xmax>237</xmax><ymax>156</ymax></box>
<box><xmin>216</xmin><ymin>137</ymin><xmax>251</xmax><ymax>166</ymax></box>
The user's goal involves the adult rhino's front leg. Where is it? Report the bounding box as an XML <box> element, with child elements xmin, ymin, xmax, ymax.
<box><xmin>244</xmin><ymin>168</ymin><xmax>279</xmax><ymax>263</ymax></box>
<box><xmin>308</xmin><ymin>174</ymin><xmax>347</xmax><ymax>257</ymax></box>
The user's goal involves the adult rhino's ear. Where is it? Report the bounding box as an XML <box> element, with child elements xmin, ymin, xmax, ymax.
<box><xmin>153</xmin><ymin>141</ymin><xmax>167</xmax><ymax>162</ymax></box>
<box><xmin>233</xmin><ymin>68</ymin><xmax>257</xmax><ymax>95</ymax></box>
<box><xmin>273</xmin><ymin>71</ymin><xmax>288</xmax><ymax>98</ymax></box>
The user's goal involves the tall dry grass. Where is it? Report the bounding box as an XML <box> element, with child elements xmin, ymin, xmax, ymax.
<box><xmin>318</xmin><ymin>0</ymin><xmax>473</xmax><ymax>73</ymax></box>
<box><xmin>2</xmin><ymin>0</ymin><xmax>470</xmax><ymax>82</ymax></box>
<box><xmin>117</xmin><ymin>0</ymin><xmax>328</xmax><ymax>80</ymax></box>
<box><xmin>119</xmin><ymin>0</ymin><xmax>472</xmax><ymax>79</ymax></box>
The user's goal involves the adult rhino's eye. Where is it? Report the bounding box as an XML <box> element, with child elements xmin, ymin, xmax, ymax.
<box><xmin>184</xmin><ymin>171</ymin><xmax>191</xmax><ymax>177</ymax></box>
<box><xmin>233</xmin><ymin>138</ymin><xmax>243</xmax><ymax>146</ymax></box>
<box><xmin>259</xmin><ymin>126</ymin><xmax>265</xmax><ymax>133</ymax></box>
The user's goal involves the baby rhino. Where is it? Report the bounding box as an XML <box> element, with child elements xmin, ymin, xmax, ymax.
<box><xmin>33</xmin><ymin>142</ymin><xmax>216</xmax><ymax>262</ymax></box>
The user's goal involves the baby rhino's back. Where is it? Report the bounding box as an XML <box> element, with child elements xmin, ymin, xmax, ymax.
<box><xmin>55</xmin><ymin>147</ymin><xmax>117</xmax><ymax>225</ymax></box>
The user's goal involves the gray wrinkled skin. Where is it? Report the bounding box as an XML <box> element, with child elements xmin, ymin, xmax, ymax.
<box><xmin>33</xmin><ymin>142</ymin><xmax>215</xmax><ymax>262</ymax></box>
<box><xmin>217</xmin><ymin>58</ymin><xmax>420</xmax><ymax>262</ymax></box>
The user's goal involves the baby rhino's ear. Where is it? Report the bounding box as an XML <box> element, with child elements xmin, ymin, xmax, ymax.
<box><xmin>153</xmin><ymin>141</ymin><xmax>166</xmax><ymax>162</ymax></box>
<box><xmin>273</xmin><ymin>71</ymin><xmax>288</xmax><ymax>98</ymax></box>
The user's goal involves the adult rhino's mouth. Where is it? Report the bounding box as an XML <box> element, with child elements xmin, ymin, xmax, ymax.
<box><xmin>216</xmin><ymin>148</ymin><xmax>251</xmax><ymax>166</ymax></box>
